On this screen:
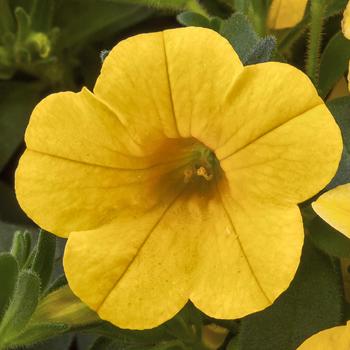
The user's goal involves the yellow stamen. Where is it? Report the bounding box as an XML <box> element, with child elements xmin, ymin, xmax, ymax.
<box><xmin>184</xmin><ymin>168</ymin><xmax>194</xmax><ymax>183</ymax></box>
<box><xmin>196</xmin><ymin>166</ymin><xmax>213</xmax><ymax>181</ymax></box>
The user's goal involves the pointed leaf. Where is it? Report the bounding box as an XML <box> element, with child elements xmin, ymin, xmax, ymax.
<box><xmin>219</xmin><ymin>13</ymin><xmax>259</xmax><ymax>63</ymax></box>
<box><xmin>0</xmin><ymin>270</ymin><xmax>40</xmax><ymax>345</ymax></box>
<box><xmin>10</xmin><ymin>322</ymin><xmax>69</xmax><ymax>347</ymax></box>
<box><xmin>0</xmin><ymin>253</ymin><xmax>18</xmax><ymax>317</ymax></box>
<box><xmin>30</xmin><ymin>230</ymin><xmax>56</xmax><ymax>290</ymax></box>
<box><xmin>11</xmin><ymin>231</ymin><xmax>31</xmax><ymax>268</ymax></box>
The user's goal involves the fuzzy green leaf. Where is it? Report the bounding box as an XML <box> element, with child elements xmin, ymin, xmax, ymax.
<box><xmin>219</xmin><ymin>13</ymin><xmax>259</xmax><ymax>63</ymax></box>
<box><xmin>10</xmin><ymin>322</ymin><xmax>69</xmax><ymax>347</ymax></box>
<box><xmin>0</xmin><ymin>253</ymin><xmax>18</xmax><ymax>317</ymax></box>
<box><xmin>245</xmin><ymin>35</ymin><xmax>276</xmax><ymax>64</ymax></box>
<box><xmin>234</xmin><ymin>237</ymin><xmax>344</xmax><ymax>350</ymax></box>
<box><xmin>30</xmin><ymin>230</ymin><xmax>56</xmax><ymax>290</ymax></box>
<box><xmin>319</xmin><ymin>32</ymin><xmax>350</xmax><ymax>98</ymax></box>
<box><xmin>0</xmin><ymin>270</ymin><xmax>40</xmax><ymax>346</ymax></box>
<box><xmin>10</xmin><ymin>231</ymin><xmax>31</xmax><ymax>268</ymax></box>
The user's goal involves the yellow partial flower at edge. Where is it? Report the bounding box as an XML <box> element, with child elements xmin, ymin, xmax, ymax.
<box><xmin>297</xmin><ymin>321</ymin><xmax>350</xmax><ymax>349</ymax></box>
<box><xmin>268</xmin><ymin>0</ymin><xmax>308</xmax><ymax>29</ymax></box>
<box><xmin>343</xmin><ymin>1</ymin><xmax>350</xmax><ymax>91</ymax></box>
<box><xmin>15</xmin><ymin>27</ymin><xmax>342</xmax><ymax>330</ymax></box>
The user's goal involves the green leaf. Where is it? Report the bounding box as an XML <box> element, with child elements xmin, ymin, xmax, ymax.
<box><xmin>10</xmin><ymin>322</ymin><xmax>69</xmax><ymax>347</ymax></box>
<box><xmin>177</xmin><ymin>11</ymin><xmax>211</xmax><ymax>28</ymax></box>
<box><xmin>0</xmin><ymin>81</ymin><xmax>42</xmax><ymax>172</ymax></box>
<box><xmin>30</xmin><ymin>230</ymin><xmax>56</xmax><ymax>290</ymax></box>
<box><xmin>27</xmin><ymin>333</ymin><xmax>74</xmax><ymax>350</ymax></box>
<box><xmin>326</xmin><ymin>97</ymin><xmax>350</xmax><ymax>189</ymax></box>
<box><xmin>0</xmin><ymin>270</ymin><xmax>40</xmax><ymax>346</ymax></box>
<box><xmin>309</xmin><ymin>215</ymin><xmax>350</xmax><ymax>258</ymax></box>
<box><xmin>55</xmin><ymin>1</ymin><xmax>153</xmax><ymax>50</ymax></box>
<box><xmin>10</xmin><ymin>230</ymin><xmax>31</xmax><ymax>268</ymax></box>
<box><xmin>77</xmin><ymin>334</ymin><xmax>99</xmax><ymax>350</ymax></box>
<box><xmin>219</xmin><ymin>13</ymin><xmax>259</xmax><ymax>64</ymax></box>
<box><xmin>14</xmin><ymin>7</ymin><xmax>31</xmax><ymax>42</ymax></box>
<box><xmin>319</xmin><ymin>32</ymin><xmax>350</xmax><ymax>98</ymax></box>
<box><xmin>91</xmin><ymin>322</ymin><xmax>173</xmax><ymax>347</ymax></box>
<box><xmin>0</xmin><ymin>0</ymin><xmax>15</xmax><ymax>34</ymax></box>
<box><xmin>89</xmin><ymin>337</ymin><xmax>115</xmax><ymax>350</ymax></box>
<box><xmin>0</xmin><ymin>253</ymin><xmax>18</xmax><ymax>317</ymax></box>
<box><xmin>30</xmin><ymin>0</ymin><xmax>55</xmax><ymax>31</ymax></box>
<box><xmin>235</xmin><ymin>237</ymin><xmax>344</xmax><ymax>350</ymax></box>
<box><xmin>245</xmin><ymin>35</ymin><xmax>276</xmax><ymax>64</ymax></box>
<box><xmin>326</xmin><ymin>0</ymin><xmax>348</xmax><ymax>17</ymax></box>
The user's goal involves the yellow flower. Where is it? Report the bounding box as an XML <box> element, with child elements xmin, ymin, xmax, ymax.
<box><xmin>342</xmin><ymin>1</ymin><xmax>350</xmax><ymax>40</ymax></box>
<box><xmin>15</xmin><ymin>27</ymin><xmax>342</xmax><ymax>329</ymax></box>
<box><xmin>297</xmin><ymin>322</ymin><xmax>350</xmax><ymax>349</ymax></box>
<box><xmin>268</xmin><ymin>0</ymin><xmax>308</xmax><ymax>29</ymax></box>
<box><xmin>342</xmin><ymin>1</ymin><xmax>350</xmax><ymax>91</ymax></box>
<box><xmin>312</xmin><ymin>184</ymin><xmax>350</xmax><ymax>237</ymax></box>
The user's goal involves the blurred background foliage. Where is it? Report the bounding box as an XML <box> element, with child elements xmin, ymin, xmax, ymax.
<box><xmin>2</xmin><ymin>0</ymin><xmax>350</xmax><ymax>349</ymax></box>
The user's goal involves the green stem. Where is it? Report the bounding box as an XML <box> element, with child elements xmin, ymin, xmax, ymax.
<box><xmin>306</xmin><ymin>0</ymin><xmax>326</xmax><ymax>85</ymax></box>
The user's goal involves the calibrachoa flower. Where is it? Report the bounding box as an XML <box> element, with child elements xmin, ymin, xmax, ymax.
<box><xmin>312</xmin><ymin>184</ymin><xmax>350</xmax><ymax>236</ymax></box>
<box><xmin>15</xmin><ymin>27</ymin><xmax>342</xmax><ymax>329</ymax></box>
<box><xmin>342</xmin><ymin>1</ymin><xmax>350</xmax><ymax>39</ymax></box>
<box><xmin>297</xmin><ymin>322</ymin><xmax>350</xmax><ymax>349</ymax></box>
<box><xmin>342</xmin><ymin>1</ymin><xmax>350</xmax><ymax>90</ymax></box>
<box><xmin>268</xmin><ymin>0</ymin><xmax>308</xmax><ymax>29</ymax></box>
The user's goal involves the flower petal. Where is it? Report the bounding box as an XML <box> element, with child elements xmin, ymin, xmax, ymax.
<box><xmin>24</xmin><ymin>88</ymin><xmax>151</xmax><ymax>168</ymax></box>
<box><xmin>94</xmin><ymin>27</ymin><xmax>243</xmax><ymax>142</ymax></box>
<box><xmin>312</xmin><ymin>184</ymin><xmax>350</xmax><ymax>237</ymax></box>
<box><xmin>220</xmin><ymin>103</ymin><xmax>342</xmax><ymax>204</ymax></box>
<box><xmin>16</xmin><ymin>150</ymin><xmax>186</xmax><ymax>237</ymax></box>
<box><xmin>190</xmin><ymin>181</ymin><xmax>303</xmax><ymax>318</ymax></box>
<box><xmin>297</xmin><ymin>322</ymin><xmax>350</xmax><ymax>349</ymax></box>
<box><xmin>213</xmin><ymin>62</ymin><xmax>324</xmax><ymax>157</ymax></box>
<box><xmin>64</xmin><ymin>192</ymin><xmax>199</xmax><ymax>329</ymax></box>
<box><xmin>268</xmin><ymin>0</ymin><xmax>308</xmax><ymax>29</ymax></box>
<box><xmin>161</xmin><ymin>27</ymin><xmax>243</xmax><ymax>139</ymax></box>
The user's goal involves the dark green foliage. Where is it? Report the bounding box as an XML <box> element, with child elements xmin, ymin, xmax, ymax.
<box><xmin>319</xmin><ymin>32</ymin><xmax>350</xmax><ymax>98</ymax></box>
<box><xmin>233</xmin><ymin>237</ymin><xmax>344</xmax><ymax>350</ymax></box>
<box><xmin>30</xmin><ymin>230</ymin><xmax>56</xmax><ymax>290</ymax></box>
<box><xmin>327</xmin><ymin>97</ymin><xmax>350</xmax><ymax>189</ymax></box>
<box><xmin>0</xmin><ymin>253</ymin><xmax>18</xmax><ymax>317</ymax></box>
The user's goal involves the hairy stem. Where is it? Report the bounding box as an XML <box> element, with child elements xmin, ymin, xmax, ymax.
<box><xmin>306</xmin><ymin>0</ymin><xmax>327</xmax><ymax>85</ymax></box>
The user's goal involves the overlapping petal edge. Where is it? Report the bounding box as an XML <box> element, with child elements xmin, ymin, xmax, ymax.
<box><xmin>15</xmin><ymin>27</ymin><xmax>342</xmax><ymax>329</ymax></box>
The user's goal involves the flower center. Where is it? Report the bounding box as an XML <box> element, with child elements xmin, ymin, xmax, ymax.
<box><xmin>183</xmin><ymin>144</ymin><xmax>219</xmax><ymax>184</ymax></box>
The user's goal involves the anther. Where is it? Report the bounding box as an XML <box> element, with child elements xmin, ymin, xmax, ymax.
<box><xmin>184</xmin><ymin>168</ymin><xmax>194</xmax><ymax>183</ymax></box>
<box><xmin>196</xmin><ymin>166</ymin><xmax>213</xmax><ymax>181</ymax></box>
